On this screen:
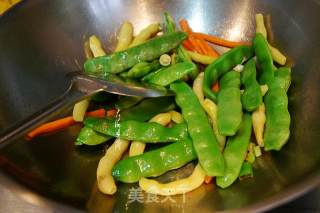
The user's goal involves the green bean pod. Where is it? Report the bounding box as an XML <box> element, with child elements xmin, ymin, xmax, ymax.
<box><xmin>76</xmin><ymin>126</ymin><xmax>112</xmax><ymax>145</ymax></box>
<box><xmin>274</xmin><ymin>67</ymin><xmax>291</xmax><ymax>92</ymax></box>
<box><xmin>121</xmin><ymin>60</ymin><xmax>161</xmax><ymax>78</ymax></box>
<box><xmin>84</xmin><ymin>118</ymin><xmax>188</xmax><ymax>143</ymax></box>
<box><xmin>216</xmin><ymin>113</ymin><xmax>252</xmax><ymax>188</ymax></box>
<box><xmin>170</xmin><ymin>81</ymin><xmax>224</xmax><ymax>176</ymax></box>
<box><xmin>112</xmin><ymin>138</ymin><xmax>196</xmax><ymax>183</ymax></box>
<box><xmin>217</xmin><ymin>71</ymin><xmax>243</xmax><ymax>136</ymax></box>
<box><xmin>241</xmin><ymin>58</ymin><xmax>262</xmax><ymax>111</ymax></box>
<box><xmin>203</xmin><ymin>45</ymin><xmax>253</xmax><ymax>102</ymax></box>
<box><xmin>84</xmin><ymin>32</ymin><xmax>187</xmax><ymax>75</ymax></box>
<box><xmin>263</xmin><ymin>85</ymin><xmax>290</xmax><ymax>151</ymax></box>
<box><xmin>76</xmin><ymin>97</ymin><xmax>175</xmax><ymax>145</ymax></box>
<box><xmin>253</xmin><ymin>33</ymin><xmax>275</xmax><ymax>86</ymax></box>
<box><xmin>147</xmin><ymin>62</ymin><xmax>197</xmax><ymax>86</ymax></box>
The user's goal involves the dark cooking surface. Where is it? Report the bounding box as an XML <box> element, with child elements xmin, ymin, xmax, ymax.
<box><xmin>0</xmin><ymin>0</ymin><xmax>320</xmax><ymax>212</ymax></box>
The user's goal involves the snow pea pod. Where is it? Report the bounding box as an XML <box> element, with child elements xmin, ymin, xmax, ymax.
<box><xmin>120</xmin><ymin>60</ymin><xmax>161</xmax><ymax>78</ymax></box>
<box><xmin>84</xmin><ymin>118</ymin><xmax>188</xmax><ymax>143</ymax></box>
<box><xmin>203</xmin><ymin>45</ymin><xmax>253</xmax><ymax>102</ymax></box>
<box><xmin>112</xmin><ymin>138</ymin><xmax>196</xmax><ymax>183</ymax></box>
<box><xmin>170</xmin><ymin>81</ymin><xmax>224</xmax><ymax>176</ymax></box>
<box><xmin>217</xmin><ymin>71</ymin><xmax>243</xmax><ymax>136</ymax></box>
<box><xmin>76</xmin><ymin>126</ymin><xmax>113</xmax><ymax>146</ymax></box>
<box><xmin>84</xmin><ymin>32</ymin><xmax>187</xmax><ymax>75</ymax></box>
<box><xmin>274</xmin><ymin>67</ymin><xmax>291</xmax><ymax>92</ymax></box>
<box><xmin>263</xmin><ymin>84</ymin><xmax>290</xmax><ymax>151</ymax></box>
<box><xmin>76</xmin><ymin>97</ymin><xmax>175</xmax><ymax>145</ymax></box>
<box><xmin>147</xmin><ymin>62</ymin><xmax>197</xmax><ymax>86</ymax></box>
<box><xmin>216</xmin><ymin>113</ymin><xmax>252</xmax><ymax>188</ymax></box>
<box><xmin>241</xmin><ymin>58</ymin><xmax>262</xmax><ymax>111</ymax></box>
<box><xmin>253</xmin><ymin>33</ymin><xmax>275</xmax><ymax>86</ymax></box>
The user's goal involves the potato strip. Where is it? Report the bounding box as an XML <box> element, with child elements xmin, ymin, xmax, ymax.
<box><xmin>139</xmin><ymin>164</ymin><xmax>206</xmax><ymax>196</ymax></box>
<box><xmin>115</xmin><ymin>21</ymin><xmax>133</xmax><ymax>52</ymax></box>
<box><xmin>97</xmin><ymin>138</ymin><xmax>130</xmax><ymax>195</ymax></box>
<box><xmin>129</xmin><ymin>112</ymin><xmax>172</xmax><ymax>156</ymax></box>
<box><xmin>129</xmin><ymin>23</ymin><xmax>160</xmax><ymax>47</ymax></box>
<box><xmin>255</xmin><ymin>14</ymin><xmax>286</xmax><ymax>65</ymax></box>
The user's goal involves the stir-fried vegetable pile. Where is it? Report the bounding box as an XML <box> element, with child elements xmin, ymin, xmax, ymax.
<box><xmin>27</xmin><ymin>13</ymin><xmax>291</xmax><ymax>196</ymax></box>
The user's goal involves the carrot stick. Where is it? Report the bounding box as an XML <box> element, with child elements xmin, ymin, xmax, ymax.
<box><xmin>188</xmin><ymin>37</ymin><xmax>203</xmax><ymax>54</ymax></box>
<box><xmin>86</xmin><ymin>108</ymin><xmax>107</xmax><ymax>117</ymax></box>
<box><xmin>179</xmin><ymin>19</ymin><xmax>192</xmax><ymax>34</ymax></box>
<box><xmin>182</xmin><ymin>40</ymin><xmax>195</xmax><ymax>51</ymax></box>
<box><xmin>192</xmin><ymin>32</ymin><xmax>251</xmax><ymax>48</ymax></box>
<box><xmin>200</xmin><ymin>40</ymin><xmax>220</xmax><ymax>57</ymax></box>
<box><xmin>26</xmin><ymin>108</ymin><xmax>110</xmax><ymax>140</ymax></box>
<box><xmin>204</xmin><ymin>176</ymin><xmax>213</xmax><ymax>184</ymax></box>
<box><xmin>179</xmin><ymin>19</ymin><xmax>220</xmax><ymax>57</ymax></box>
<box><xmin>195</xmin><ymin>39</ymin><xmax>208</xmax><ymax>55</ymax></box>
<box><xmin>106</xmin><ymin>109</ymin><xmax>117</xmax><ymax>117</ymax></box>
<box><xmin>212</xmin><ymin>82</ymin><xmax>220</xmax><ymax>92</ymax></box>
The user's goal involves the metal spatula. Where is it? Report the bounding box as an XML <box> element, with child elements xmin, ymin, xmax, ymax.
<box><xmin>0</xmin><ymin>72</ymin><xmax>173</xmax><ymax>148</ymax></box>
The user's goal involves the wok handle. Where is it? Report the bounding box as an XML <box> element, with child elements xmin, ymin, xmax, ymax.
<box><xmin>0</xmin><ymin>82</ymin><xmax>88</xmax><ymax>149</ymax></box>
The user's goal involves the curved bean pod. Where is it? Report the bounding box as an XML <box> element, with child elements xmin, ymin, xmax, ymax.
<box><xmin>216</xmin><ymin>114</ymin><xmax>252</xmax><ymax>188</ymax></box>
<box><xmin>203</xmin><ymin>45</ymin><xmax>253</xmax><ymax>102</ymax></box>
<box><xmin>253</xmin><ymin>33</ymin><xmax>274</xmax><ymax>86</ymax></box>
<box><xmin>171</xmin><ymin>81</ymin><xmax>224</xmax><ymax>176</ymax></box>
<box><xmin>241</xmin><ymin>58</ymin><xmax>262</xmax><ymax>111</ymax></box>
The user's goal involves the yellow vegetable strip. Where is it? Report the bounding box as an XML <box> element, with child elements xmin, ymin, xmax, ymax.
<box><xmin>255</xmin><ymin>14</ymin><xmax>286</xmax><ymax>65</ymax></box>
<box><xmin>97</xmin><ymin>138</ymin><xmax>130</xmax><ymax>195</ymax></box>
<box><xmin>89</xmin><ymin>35</ymin><xmax>107</xmax><ymax>57</ymax></box>
<box><xmin>252</xmin><ymin>103</ymin><xmax>266</xmax><ymax>147</ymax></box>
<box><xmin>73</xmin><ymin>98</ymin><xmax>91</xmax><ymax>122</ymax></box>
<box><xmin>114</xmin><ymin>21</ymin><xmax>133</xmax><ymax>52</ymax></box>
<box><xmin>268</xmin><ymin>45</ymin><xmax>286</xmax><ymax>65</ymax></box>
<box><xmin>203</xmin><ymin>99</ymin><xmax>226</xmax><ymax>150</ymax></box>
<box><xmin>192</xmin><ymin>72</ymin><xmax>205</xmax><ymax>105</ymax></box>
<box><xmin>83</xmin><ymin>40</ymin><xmax>93</xmax><ymax>59</ymax></box>
<box><xmin>129</xmin><ymin>112</ymin><xmax>172</xmax><ymax>156</ymax></box>
<box><xmin>169</xmin><ymin>110</ymin><xmax>184</xmax><ymax>124</ymax></box>
<box><xmin>260</xmin><ymin>84</ymin><xmax>269</xmax><ymax>96</ymax></box>
<box><xmin>73</xmin><ymin>35</ymin><xmax>107</xmax><ymax>121</ymax></box>
<box><xmin>187</xmin><ymin>50</ymin><xmax>217</xmax><ymax>65</ymax></box>
<box><xmin>255</xmin><ymin>14</ymin><xmax>267</xmax><ymax>38</ymax></box>
<box><xmin>129</xmin><ymin>23</ymin><xmax>160</xmax><ymax>47</ymax></box>
<box><xmin>139</xmin><ymin>164</ymin><xmax>206</xmax><ymax>196</ymax></box>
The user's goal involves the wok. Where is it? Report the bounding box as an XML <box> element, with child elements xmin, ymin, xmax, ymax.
<box><xmin>0</xmin><ymin>0</ymin><xmax>320</xmax><ymax>212</ymax></box>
